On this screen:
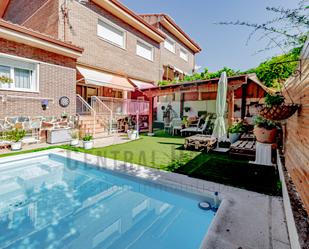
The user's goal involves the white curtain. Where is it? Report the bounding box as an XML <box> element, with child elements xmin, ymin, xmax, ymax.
<box><xmin>212</xmin><ymin>72</ymin><xmax>228</xmax><ymax>139</ymax></box>
<box><xmin>15</xmin><ymin>68</ymin><xmax>31</xmax><ymax>89</ymax></box>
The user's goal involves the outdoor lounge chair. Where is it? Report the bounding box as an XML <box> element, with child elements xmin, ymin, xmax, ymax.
<box><xmin>181</xmin><ymin>116</ymin><xmax>210</xmax><ymax>136</ymax></box>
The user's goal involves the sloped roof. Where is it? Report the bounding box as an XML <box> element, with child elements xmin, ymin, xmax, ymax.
<box><xmin>140</xmin><ymin>13</ymin><xmax>201</xmax><ymax>53</ymax></box>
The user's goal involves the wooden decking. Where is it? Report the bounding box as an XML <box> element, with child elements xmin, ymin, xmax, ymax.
<box><xmin>230</xmin><ymin>139</ymin><xmax>256</xmax><ymax>159</ymax></box>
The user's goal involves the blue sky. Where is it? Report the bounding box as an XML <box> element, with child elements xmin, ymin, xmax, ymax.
<box><xmin>121</xmin><ymin>0</ymin><xmax>299</xmax><ymax>72</ymax></box>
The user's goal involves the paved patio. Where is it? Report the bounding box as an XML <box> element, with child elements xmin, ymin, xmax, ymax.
<box><xmin>0</xmin><ymin>133</ymin><xmax>132</xmax><ymax>155</ymax></box>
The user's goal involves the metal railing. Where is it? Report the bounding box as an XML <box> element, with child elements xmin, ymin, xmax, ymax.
<box><xmin>91</xmin><ymin>96</ymin><xmax>113</xmax><ymax>133</ymax></box>
<box><xmin>76</xmin><ymin>94</ymin><xmax>96</xmax><ymax>135</ymax></box>
<box><xmin>96</xmin><ymin>97</ymin><xmax>149</xmax><ymax>116</ymax></box>
<box><xmin>91</xmin><ymin>96</ymin><xmax>149</xmax><ymax>134</ymax></box>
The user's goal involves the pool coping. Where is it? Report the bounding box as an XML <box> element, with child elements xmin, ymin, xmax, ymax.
<box><xmin>0</xmin><ymin>148</ymin><xmax>291</xmax><ymax>249</ymax></box>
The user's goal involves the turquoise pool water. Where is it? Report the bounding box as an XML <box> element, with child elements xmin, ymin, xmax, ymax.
<box><xmin>0</xmin><ymin>154</ymin><xmax>216</xmax><ymax>249</ymax></box>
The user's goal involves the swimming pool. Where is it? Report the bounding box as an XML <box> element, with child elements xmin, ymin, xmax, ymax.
<box><xmin>0</xmin><ymin>152</ymin><xmax>217</xmax><ymax>249</ymax></box>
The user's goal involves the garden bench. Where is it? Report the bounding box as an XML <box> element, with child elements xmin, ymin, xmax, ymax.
<box><xmin>229</xmin><ymin>140</ymin><xmax>256</xmax><ymax>159</ymax></box>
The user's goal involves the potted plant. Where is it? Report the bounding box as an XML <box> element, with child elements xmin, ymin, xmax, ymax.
<box><xmin>7</xmin><ymin>129</ymin><xmax>26</xmax><ymax>151</ymax></box>
<box><xmin>0</xmin><ymin>75</ymin><xmax>13</xmax><ymax>84</ymax></box>
<box><xmin>253</xmin><ymin>116</ymin><xmax>277</xmax><ymax>143</ymax></box>
<box><xmin>70</xmin><ymin>129</ymin><xmax>79</xmax><ymax>146</ymax></box>
<box><xmin>228</xmin><ymin>121</ymin><xmax>246</xmax><ymax>143</ymax></box>
<box><xmin>184</xmin><ymin>106</ymin><xmax>191</xmax><ymax>112</ymax></box>
<box><xmin>82</xmin><ymin>134</ymin><xmax>93</xmax><ymax>150</ymax></box>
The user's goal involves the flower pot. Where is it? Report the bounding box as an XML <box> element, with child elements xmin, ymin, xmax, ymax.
<box><xmin>256</xmin><ymin>104</ymin><xmax>300</xmax><ymax>121</ymax></box>
<box><xmin>70</xmin><ymin>139</ymin><xmax>79</xmax><ymax>146</ymax></box>
<box><xmin>254</xmin><ymin>126</ymin><xmax>277</xmax><ymax>144</ymax></box>
<box><xmin>127</xmin><ymin>130</ymin><xmax>138</xmax><ymax>140</ymax></box>
<box><xmin>229</xmin><ymin>133</ymin><xmax>241</xmax><ymax>144</ymax></box>
<box><xmin>11</xmin><ymin>141</ymin><xmax>22</xmax><ymax>151</ymax></box>
<box><xmin>83</xmin><ymin>140</ymin><xmax>93</xmax><ymax>150</ymax></box>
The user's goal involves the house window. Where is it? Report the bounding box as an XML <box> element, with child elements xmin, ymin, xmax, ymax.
<box><xmin>97</xmin><ymin>19</ymin><xmax>126</xmax><ymax>48</ymax></box>
<box><xmin>164</xmin><ymin>38</ymin><xmax>176</xmax><ymax>53</ymax></box>
<box><xmin>180</xmin><ymin>48</ymin><xmax>189</xmax><ymax>61</ymax></box>
<box><xmin>136</xmin><ymin>40</ymin><xmax>153</xmax><ymax>61</ymax></box>
<box><xmin>0</xmin><ymin>57</ymin><xmax>37</xmax><ymax>92</ymax></box>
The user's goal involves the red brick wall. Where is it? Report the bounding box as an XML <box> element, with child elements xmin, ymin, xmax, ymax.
<box><xmin>22</xmin><ymin>0</ymin><xmax>59</xmax><ymax>38</ymax></box>
<box><xmin>0</xmin><ymin>39</ymin><xmax>77</xmax><ymax>118</ymax></box>
<box><xmin>3</xmin><ymin>0</ymin><xmax>49</xmax><ymax>25</ymax></box>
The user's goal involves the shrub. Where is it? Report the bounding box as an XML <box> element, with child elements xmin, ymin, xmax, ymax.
<box><xmin>254</xmin><ymin>116</ymin><xmax>277</xmax><ymax>130</ymax></box>
<box><xmin>228</xmin><ymin>121</ymin><xmax>246</xmax><ymax>133</ymax></box>
<box><xmin>6</xmin><ymin>129</ymin><xmax>26</xmax><ymax>142</ymax></box>
<box><xmin>82</xmin><ymin>134</ymin><xmax>93</xmax><ymax>141</ymax></box>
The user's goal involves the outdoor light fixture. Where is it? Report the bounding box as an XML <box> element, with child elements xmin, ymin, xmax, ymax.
<box><xmin>41</xmin><ymin>99</ymin><xmax>49</xmax><ymax>110</ymax></box>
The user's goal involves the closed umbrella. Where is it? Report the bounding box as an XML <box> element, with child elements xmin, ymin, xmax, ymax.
<box><xmin>212</xmin><ymin>72</ymin><xmax>228</xmax><ymax>139</ymax></box>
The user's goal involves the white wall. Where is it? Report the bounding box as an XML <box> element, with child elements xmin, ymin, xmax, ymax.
<box><xmin>156</xmin><ymin>99</ymin><xmax>217</xmax><ymax>122</ymax></box>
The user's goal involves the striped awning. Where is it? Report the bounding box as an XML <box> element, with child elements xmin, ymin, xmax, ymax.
<box><xmin>77</xmin><ymin>66</ymin><xmax>135</xmax><ymax>91</ymax></box>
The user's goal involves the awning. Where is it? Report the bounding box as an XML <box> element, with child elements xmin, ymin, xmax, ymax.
<box><xmin>129</xmin><ymin>79</ymin><xmax>155</xmax><ymax>90</ymax></box>
<box><xmin>77</xmin><ymin>66</ymin><xmax>135</xmax><ymax>91</ymax></box>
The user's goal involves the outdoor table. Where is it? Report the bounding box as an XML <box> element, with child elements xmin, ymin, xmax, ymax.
<box><xmin>184</xmin><ymin>134</ymin><xmax>217</xmax><ymax>151</ymax></box>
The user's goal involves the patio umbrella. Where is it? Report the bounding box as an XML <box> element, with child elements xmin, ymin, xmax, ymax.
<box><xmin>212</xmin><ymin>72</ymin><xmax>228</xmax><ymax>139</ymax></box>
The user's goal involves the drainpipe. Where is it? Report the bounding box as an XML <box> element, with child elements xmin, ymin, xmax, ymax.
<box><xmin>61</xmin><ymin>0</ymin><xmax>69</xmax><ymax>41</ymax></box>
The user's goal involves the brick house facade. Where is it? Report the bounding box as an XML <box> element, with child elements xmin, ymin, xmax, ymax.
<box><xmin>2</xmin><ymin>0</ymin><xmax>201</xmax><ymax>85</ymax></box>
<box><xmin>0</xmin><ymin>20</ymin><xmax>83</xmax><ymax>118</ymax></box>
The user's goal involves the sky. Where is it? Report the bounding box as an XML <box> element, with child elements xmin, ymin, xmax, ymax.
<box><xmin>120</xmin><ymin>0</ymin><xmax>300</xmax><ymax>72</ymax></box>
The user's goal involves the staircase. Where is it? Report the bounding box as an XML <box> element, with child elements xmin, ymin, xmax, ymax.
<box><xmin>78</xmin><ymin>115</ymin><xmax>111</xmax><ymax>138</ymax></box>
<box><xmin>76</xmin><ymin>95</ymin><xmax>149</xmax><ymax>139</ymax></box>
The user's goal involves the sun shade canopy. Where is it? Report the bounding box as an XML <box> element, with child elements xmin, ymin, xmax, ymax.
<box><xmin>77</xmin><ymin>66</ymin><xmax>135</xmax><ymax>91</ymax></box>
<box><xmin>129</xmin><ymin>79</ymin><xmax>155</xmax><ymax>90</ymax></box>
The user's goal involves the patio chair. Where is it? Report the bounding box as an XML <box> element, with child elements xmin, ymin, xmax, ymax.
<box><xmin>181</xmin><ymin>116</ymin><xmax>210</xmax><ymax>136</ymax></box>
<box><xmin>171</xmin><ymin>118</ymin><xmax>182</xmax><ymax>136</ymax></box>
<box><xmin>164</xmin><ymin>119</ymin><xmax>172</xmax><ymax>134</ymax></box>
<box><xmin>22</xmin><ymin>118</ymin><xmax>41</xmax><ymax>144</ymax></box>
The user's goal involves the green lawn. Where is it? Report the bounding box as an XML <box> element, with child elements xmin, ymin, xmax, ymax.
<box><xmin>0</xmin><ymin>130</ymin><xmax>281</xmax><ymax>195</ymax></box>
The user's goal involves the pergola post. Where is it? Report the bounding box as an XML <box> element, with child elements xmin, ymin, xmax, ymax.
<box><xmin>180</xmin><ymin>92</ymin><xmax>184</xmax><ymax>118</ymax></box>
<box><xmin>148</xmin><ymin>96</ymin><xmax>154</xmax><ymax>135</ymax></box>
<box><xmin>241</xmin><ymin>84</ymin><xmax>247</xmax><ymax>119</ymax></box>
<box><xmin>228</xmin><ymin>89</ymin><xmax>235</xmax><ymax>126</ymax></box>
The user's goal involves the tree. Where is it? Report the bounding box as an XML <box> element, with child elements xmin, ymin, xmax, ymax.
<box><xmin>217</xmin><ymin>1</ymin><xmax>308</xmax><ymax>53</ymax></box>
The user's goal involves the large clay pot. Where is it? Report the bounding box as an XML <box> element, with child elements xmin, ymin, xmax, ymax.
<box><xmin>254</xmin><ymin>126</ymin><xmax>277</xmax><ymax>143</ymax></box>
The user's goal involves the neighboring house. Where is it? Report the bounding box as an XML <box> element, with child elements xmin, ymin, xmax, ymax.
<box><xmin>140</xmin><ymin>14</ymin><xmax>201</xmax><ymax>81</ymax></box>
<box><xmin>0</xmin><ymin>19</ymin><xmax>83</xmax><ymax>119</ymax></box>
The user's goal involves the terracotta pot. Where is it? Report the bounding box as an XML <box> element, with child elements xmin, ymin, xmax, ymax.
<box><xmin>254</xmin><ymin>126</ymin><xmax>277</xmax><ymax>143</ymax></box>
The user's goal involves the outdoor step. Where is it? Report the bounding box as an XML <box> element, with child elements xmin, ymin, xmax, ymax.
<box><xmin>79</xmin><ymin>120</ymin><xmax>96</xmax><ymax>125</ymax></box>
<box><xmin>94</xmin><ymin>132</ymin><xmax>111</xmax><ymax>139</ymax></box>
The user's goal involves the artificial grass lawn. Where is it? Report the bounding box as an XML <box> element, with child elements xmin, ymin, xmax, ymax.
<box><xmin>0</xmin><ymin>130</ymin><xmax>281</xmax><ymax>195</ymax></box>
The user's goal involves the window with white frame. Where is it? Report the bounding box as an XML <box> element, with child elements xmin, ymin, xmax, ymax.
<box><xmin>0</xmin><ymin>56</ymin><xmax>37</xmax><ymax>91</ymax></box>
<box><xmin>136</xmin><ymin>40</ymin><xmax>153</xmax><ymax>61</ymax></box>
<box><xmin>180</xmin><ymin>48</ymin><xmax>189</xmax><ymax>61</ymax></box>
<box><xmin>164</xmin><ymin>37</ymin><xmax>176</xmax><ymax>53</ymax></box>
<box><xmin>97</xmin><ymin>19</ymin><xmax>126</xmax><ymax>49</ymax></box>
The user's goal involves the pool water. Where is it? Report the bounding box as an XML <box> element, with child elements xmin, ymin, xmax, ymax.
<box><xmin>0</xmin><ymin>154</ymin><xmax>216</xmax><ymax>249</ymax></box>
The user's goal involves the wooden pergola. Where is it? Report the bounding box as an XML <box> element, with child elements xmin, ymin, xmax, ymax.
<box><xmin>142</xmin><ymin>73</ymin><xmax>272</xmax><ymax>133</ymax></box>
